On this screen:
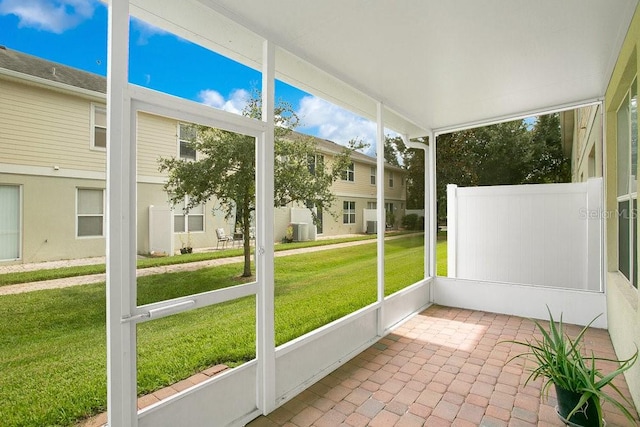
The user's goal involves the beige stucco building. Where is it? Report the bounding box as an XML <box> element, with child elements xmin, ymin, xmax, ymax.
<box><xmin>0</xmin><ymin>47</ymin><xmax>406</xmax><ymax>264</ymax></box>
<box><xmin>603</xmin><ymin>10</ymin><xmax>640</xmax><ymax>406</ymax></box>
<box><xmin>561</xmin><ymin>104</ymin><xmax>604</xmax><ymax>183</ymax></box>
<box><xmin>561</xmin><ymin>7</ymin><xmax>640</xmax><ymax>407</ymax></box>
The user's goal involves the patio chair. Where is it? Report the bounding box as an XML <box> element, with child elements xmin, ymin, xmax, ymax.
<box><xmin>215</xmin><ymin>228</ymin><xmax>232</xmax><ymax>249</ymax></box>
<box><xmin>232</xmin><ymin>229</ymin><xmax>243</xmax><ymax>247</ymax></box>
<box><xmin>249</xmin><ymin>227</ymin><xmax>255</xmax><ymax>244</ymax></box>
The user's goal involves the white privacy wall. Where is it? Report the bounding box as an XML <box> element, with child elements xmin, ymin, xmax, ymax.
<box><xmin>447</xmin><ymin>179</ymin><xmax>602</xmax><ymax>291</ymax></box>
<box><xmin>148</xmin><ymin>205</ymin><xmax>173</xmax><ymax>256</ymax></box>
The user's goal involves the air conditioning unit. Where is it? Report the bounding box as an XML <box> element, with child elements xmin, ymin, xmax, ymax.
<box><xmin>366</xmin><ymin>221</ymin><xmax>377</xmax><ymax>234</ymax></box>
<box><xmin>292</xmin><ymin>223</ymin><xmax>308</xmax><ymax>241</ymax></box>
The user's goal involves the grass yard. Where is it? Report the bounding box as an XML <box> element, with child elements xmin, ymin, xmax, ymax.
<box><xmin>437</xmin><ymin>231</ymin><xmax>448</xmax><ymax>276</ymax></box>
<box><xmin>0</xmin><ymin>234</ymin><xmax>427</xmax><ymax>427</ymax></box>
<box><xmin>0</xmin><ymin>233</ymin><xmax>390</xmax><ymax>287</ymax></box>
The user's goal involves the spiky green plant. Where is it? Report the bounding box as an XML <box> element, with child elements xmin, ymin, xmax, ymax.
<box><xmin>504</xmin><ymin>307</ymin><xmax>637</xmax><ymax>426</ymax></box>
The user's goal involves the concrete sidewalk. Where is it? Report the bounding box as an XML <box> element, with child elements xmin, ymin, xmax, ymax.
<box><xmin>0</xmin><ymin>236</ymin><xmax>407</xmax><ymax>296</ymax></box>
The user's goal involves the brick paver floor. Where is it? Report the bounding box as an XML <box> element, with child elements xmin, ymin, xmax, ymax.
<box><xmin>78</xmin><ymin>364</ymin><xmax>230</xmax><ymax>427</ymax></box>
<box><xmin>247</xmin><ymin>305</ymin><xmax>639</xmax><ymax>427</ymax></box>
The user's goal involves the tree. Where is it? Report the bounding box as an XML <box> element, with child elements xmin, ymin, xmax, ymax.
<box><xmin>159</xmin><ymin>92</ymin><xmax>356</xmax><ymax>277</ymax></box>
<box><xmin>469</xmin><ymin>120</ymin><xmax>531</xmax><ymax>185</ymax></box>
<box><xmin>434</xmin><ymin>114</ymin><xmax>571</xmax><ymax>224</ymax></box>
<box><xmin>384</xmin><ymin>135</ymin><xmax>404</xmax><ymax>167</ymax></box>
<box><xmin>525</xmin><ymin>113</ymin><xmax>570</xmax><ymax>183</ymax></box>
<box><xmin>435</xmin><ymin>130</ymin><xmax>479</xmax><ymax>222</ymax></box>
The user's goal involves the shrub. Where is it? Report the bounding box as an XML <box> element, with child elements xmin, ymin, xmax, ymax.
<box><xmin>402</xmin><ymin>214</ymin><xmax>424</xmax><ymax>230</ymax></box>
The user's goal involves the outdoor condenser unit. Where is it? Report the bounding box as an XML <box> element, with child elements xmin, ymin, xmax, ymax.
<box><xmin>366</xmin><ymin>221</ymin><xmax>377</xmax><ymax>234</ymax></box>
<box><xmin>291</xmin><ymin>223</ymin><xmax>308</xmax><ymax>241</ymax></box>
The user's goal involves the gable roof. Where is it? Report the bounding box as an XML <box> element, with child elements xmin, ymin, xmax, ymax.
<box><xmin>288</xmin><ymin>131</ymin><xmax>404</xmax><ymax>171</ymax></box>
<box><xmin>0</xmin><ymin>46</ymin><xmax>106</xmax><ymax>94</ymax></box>
<box><xmin>0</xmin><ymin>46</ymin><xmax>397</xmax><ymax>168</ymax></box>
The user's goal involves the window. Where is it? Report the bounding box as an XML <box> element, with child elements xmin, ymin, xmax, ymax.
<box><xmin>367</xmin><ymin>201</ymin><xmax>377</xmax><ymax>209</ymax></box>
<box><xmin>370</xmin><ymin>167</ymin><xmax>376</xmax><ymax>185</ymax></box>
<box><xmin>342</xmin><ymin>162</ymin><xmax>355</xmax><ymax>182</ymax></box>
<box><xmin>389</xmin><ymin>171</ymin><xmax>394</xmax><ymax>188</ymax></box>
<box><xmin>385</xmin><ymin>202</ymin><xmax>394</xmax><ymax>214</ymax></box>
<box><xmin>308</xmin><ymin>154</ymin><xmax>324</xmax><ymax>175</ymax></box>
<box><xmin>0</xmin><ymin>185</ymin><xmax>20</xmax><ymax>260</ymax></box>
<box><xmin>179</xmin><ymin>123</ymin><xmax>197</xmax><ymax>161</ymax></box>
<box><xmin>343</xmin><ymin>201</ymin><xmax>356</xmax><ymax>224</ymax></box>
<box><xmin>174</xmin><ymin>197</ymin><xmax>204</xmax><ymax>233</ymax></box>
<box><xmin>77</xmin><ymin>188</ymin><xmax>104</xmax><ymax>237</ymax></box>
<box><xmin>91</xmin><ymin>104</ymin><xmax>106</xmax><ymax>149</ymax></box>
<box><xmin>617</xmin><ymin>78</ymin><xmax>638</xmax><ymax>288</ymax></box>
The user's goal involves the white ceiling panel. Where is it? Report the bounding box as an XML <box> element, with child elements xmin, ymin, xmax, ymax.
<box><xmin>130</xmin><ymin>0</ymin><xmax>638</xmax><ymax>136</ymax></box>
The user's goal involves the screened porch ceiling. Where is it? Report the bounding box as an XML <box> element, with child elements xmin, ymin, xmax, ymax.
<box><xmin>129</xmin><ymin>0</ymin><xmax>637</xmax><ymax>137</ymax></box>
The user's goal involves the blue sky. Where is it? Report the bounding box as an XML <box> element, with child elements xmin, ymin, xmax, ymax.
<box><xmin>0</xmin><ymin>0</ymin><xmax>380</xmax><ymax>153</ymax></box>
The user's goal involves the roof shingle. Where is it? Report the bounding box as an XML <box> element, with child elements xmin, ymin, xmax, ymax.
<box><xmin>0</xmin><ymin>45</ymin><xmax>106</xmax><ymax>93</ymax></box>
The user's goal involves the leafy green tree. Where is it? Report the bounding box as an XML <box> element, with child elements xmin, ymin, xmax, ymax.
<box><xmin>469</xmin><ymin>120</ymin><xmax>531</xmax><ymax>185</ymax></box>
<box><xmin>525</xmin><ymin>113</ymin><xmax>570</xmax><ymax>183</ymax></box>
<box><xmin>435</xmin><ymin>131</ymin><xmax>479</xmax><ymax>223</ymax></box>
<box><xmin>434</xmin><ymin>114</ymin><xmax>570</xmax><ymax>223</ymax></box>
<box><xmin>384</xmin><ymin>135</ymin><xmax>404</xmax><ymax>167</ymax></box>
<box><xmin>159</xmin><ymin>93</ymin><xmax>356</xmax><ymax>277</ymax></box>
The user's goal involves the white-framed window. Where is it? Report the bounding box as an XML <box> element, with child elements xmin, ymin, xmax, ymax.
<box><xmin>367</xmin><ymin>201</ymin><xmax>377</xmax><ymax>209</ymax></box>
<box><xmin>0</xmin><ymin>184</ymin><xmax>21</xmax><ymax>260</ymax></box>
<box><xmin>370</xmin><ymin>167</ymin><xmax>376</xmax><ymax>185</ymax></box>
<box><xmin>385</xmin><ymin>202</ymin><xmax>394</xmax><ymax>214</ymax></box>
<box><xmin>77</xmin><ymin>188</ymin><xmax>105</xmax><ymax>237</ymax></box>
<box><xmin>91</xmin><ymin>104</ymin><xmax>107</xmax><ymax>150</ymax></box>
<box><xmin>342</xmin><ymin>162</ymin><xmax>355</xmax><ymax>182</ymax></box>
<box><xmin>343</xmin><ymin>201</ymin><xmax>356</xmax><ymax>224</ymax></box>
<box><xmin>617</xmin><ymin>78</ymin><xmax>638</xmax><ymax>289</ymax></box>
<box><xmin>308</xmin><ymin>154</ymin><xmax>324</xmax><ymax>175</ymax></box>
<box><xmin>389</xmin><ymin>171</ymin><xmax>394</xmax><ymax>188</ymax></box>
<box><xmin>174</xmin><ymin>197</ymin><xmax>204</xmax><ymax>233</ymax></box>
<box><xmin>179</xmin><ymin>123</ymin><xmax>197</xmax><ymax>161</ymax></box>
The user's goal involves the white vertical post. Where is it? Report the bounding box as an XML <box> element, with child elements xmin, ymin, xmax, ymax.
<box><xmin>257</xmin><ymin>39</ymin><xmax>276</xmax><ymax>414</ymax></box>
<box><xmin>599</xmin><ymin>107</ymin><xmax>608</xmax><ymax>294</ymax></box>
<box><xmin>429</xmin><ymin>132</ymin><xmax>437</xmax><ymax>279</ymax></box>
<box><xmin>106</xmin><ymin>0</ymin><xmax>136</xmax><ymax>426</ymax></box>
<box><xmin>423</xmin><ymin>144</ymin><xmax>430</xmax><ymax>279</ymax></box>
<box><xmin>376</xmin><ymin>102</ymin><xmax>385</xmax><ymax>336</ymax></box>
<box><xmin>586</xmin><ymin>178</ymin><xmax>603</xmax><ymax>291</ymax></box>
<box><xmin>446</xmin><ymin>184</ymin><xmax>457</xmax><ymax>278</ymax></box>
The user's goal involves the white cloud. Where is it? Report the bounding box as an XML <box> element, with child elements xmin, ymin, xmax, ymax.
<box><xmin>131</xmin><ymin>17</ymin><xmax>167</xmax><ymax>46</ymax></box>
<box><xmin>0</xmin><ymin>0</ymin><xmax>96</xmax><ymax>33</ymax></box>
<box><xmin>197</xmin><ymin>88</ymin><xmax>249</xmax><ymax>115</ymax></box>
<box><xmin>297</xmin><ymin>95</ymin><xmax>377</xmax><ymax>151</ymax></box>
<box><xmin>296</xmin><ymin>95</ymin><xmax>400</xmax><ymax>158</ymax></box>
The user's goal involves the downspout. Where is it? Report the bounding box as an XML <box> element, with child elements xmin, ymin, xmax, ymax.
<box><xmin>400</xmin><ymin>132</ymin><xmax>436</xmax><ymax>288</ymax></box>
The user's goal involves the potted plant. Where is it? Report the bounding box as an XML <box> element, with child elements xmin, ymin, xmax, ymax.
<box><xmin>386</xmin><ymin>211</ymin><xmax>396</xmax><ymax>230</ymax></box>
<box><xmin>504</xmin><ymin>307</ymin><xmax>638</xmax><ymax>427</ymax></box>
<box><xmin>179</xmin><ymin>232</ymin><xmax>193</xmax><ymax>254</ymax></box>
<box><xmin>282</xmin><ymin>224</ymin><xmax>294</xmax><ymax>243</ymax></box>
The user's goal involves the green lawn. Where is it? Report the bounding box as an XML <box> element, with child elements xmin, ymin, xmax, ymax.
<box><xmin>0</xmin><ymin>233</ymin><xmax>395</xmax><ymax>287</ymax></box>
<box><xmin>0</xmin><ymin>234</ymin><xmax>430</xmax><ymax>427</ymax></box>
<box><xmin>437</xmin><ymin>232</ymin><xmax>448</xmax><ymax>276</ymax></box>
